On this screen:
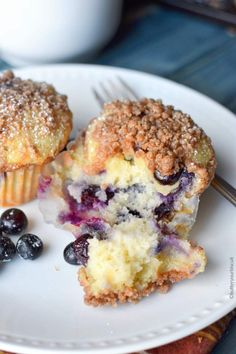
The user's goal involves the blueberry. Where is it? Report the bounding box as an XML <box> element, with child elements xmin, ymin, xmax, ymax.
<box><xmin>154</xmin><ymin>203</ymin><xmax>171</xmax><ymax>221</ymax></box>
<box><xmin>120</xmin><ymin>184</ymin><xmax>144</xmax><ymax>194</ymax></box>
<box><xmin>117</xmin><ymin>207</ymin><xmax>141</xmax><ymax>223</ymax></box>
<box><xmin>127</xmin><ymin>184</ymin><xmax>145</xmax><ymax>193</ymax></box>
<box><xmin>105</xmin><ymin>187</ymin><xmax>115</xmax><ymax>202</ymax></box>
<box><xmin>0</xmin><ymin>236</ymin><xmax>16</xmax><ymax>262</ymax></box>
<box><xmin>1</xmin><ymin>208</ymin><xmax>28</xmax><ymax>235</ymax></box>
<box><xmin>64</xmin><ymin>234</ymin><xmax>93</xmax><ymax>266</ymax></box>
<box><xmin>81</xmin><ymin>185</ymin><xmax>99</xmax><ymax>208</ymax></box>
<box><xmin>154</xmin><ymin>169</ymin><xmax>183</xmax><ymax>185</ymax></box>
<box><xmin>0</xmin><ymin>220</ymin><xmax>4</xmax><ymax>236</ymax></box>
<box><xmin>16</xmin><ymin>234</ymin><xmax>43</xmax><ymax>260</ymax></box>
<box><xmin>127</xmin><ymin>208</ymin><xmax>141</xmax><ymax>218</ymax></box>
<box><xmin>63</xmin><ymin>242</ymin><xmax>78</xmax><ymax>265</ymax></box>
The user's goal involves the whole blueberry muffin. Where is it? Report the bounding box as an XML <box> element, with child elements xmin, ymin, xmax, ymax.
<box><xmin>0</xmin><ymin>70</ymin><xmax>72</xmax><ymax>206</ymax></box>
<box><xmin>39</xmin><ymin>99</ymin><xmax>216</xmax><ymax>306</ymax></box>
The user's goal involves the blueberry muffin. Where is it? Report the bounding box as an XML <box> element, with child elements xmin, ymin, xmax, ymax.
<box><xmin>39</xmin><ymin>99</ymin><xmax>216</xmax><ymax>306</ymax></box>
<box><xmin>0</xmin><ymin>70</ymin><xmax>72</xmax><ymax>206</ymax></box>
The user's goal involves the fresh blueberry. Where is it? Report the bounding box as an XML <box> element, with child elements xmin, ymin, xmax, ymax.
<box><xmin>1</xmin><ymin>208</ymin><xmax>28</xmax><ymax>235</ymax></box>
<box><xmin>63</xmin><ymin>242</ymin><xmax>78</xmax><ymax>265</ymax></box>
<box><xmin>16</xmin><ymin>234</ymin><xmax>43</xmax><ymax>260</ymax></box>
<box><xmin>64</xmin><ymin>234</ymin><xmax>93</xmax><ymax>266</ymax></box>
<box><xmin>0</xmin><ymin>236</ymin><xmax>16</xmax><ymax>262</ymax></box>
<box><xmin>154</xmin><ymin>169</ymin><xmax>183</xmax><ymax>185</ymax></box>
<box><xmin>154</xmin><ymin>203</ymin><xmax>171</xmax><ymax>221</ymax></box>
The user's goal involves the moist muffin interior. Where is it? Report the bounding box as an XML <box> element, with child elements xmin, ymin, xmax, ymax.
<box><xmin>53</xmin><ymin>152</ymin><xmax>199</xmax><ymax>238</ymax></box>
<box><xmin>39</xmin><ymin>140</ymin><xmax>206</xmax><ymax>303</ymax></box>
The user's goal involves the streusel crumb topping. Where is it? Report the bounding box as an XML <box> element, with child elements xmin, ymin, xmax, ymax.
<box><xmin>85</xmin><ymin>99</ymin><xmax>215</xmax><ymax>179</ymax></box>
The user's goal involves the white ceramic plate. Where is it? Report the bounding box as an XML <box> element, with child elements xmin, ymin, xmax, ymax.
<box><xmin>0</xmin><ymin>64</ymin><xmax>235</xmax><ymax>354</ymax></box>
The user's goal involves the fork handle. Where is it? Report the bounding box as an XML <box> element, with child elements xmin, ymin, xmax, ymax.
<box><xmin>211</xmin><ymin>174</ymin><xmax>236</xmax><ymax>207</ymax></box>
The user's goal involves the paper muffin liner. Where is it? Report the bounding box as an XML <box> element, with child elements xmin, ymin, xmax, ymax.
<box><xmin>0</xmin><ymin>165</ymin><xmax>43</xmax><ymax>207</ymax></box>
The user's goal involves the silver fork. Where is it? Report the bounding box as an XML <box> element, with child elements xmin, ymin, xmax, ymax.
<box><xmin>92</xmin><ymin>77</ymin><xmax>236</xmax><ymax>207</ymax></box>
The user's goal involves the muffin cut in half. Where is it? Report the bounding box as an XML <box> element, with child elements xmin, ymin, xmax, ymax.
<box><xmin>0</xmin><ymin>70</ymin><xmax>72</xmax><ymax>206</ymax></box>
<box><xmin>39</xmin><ymin>99</ymin><xmax>216</xmax><ymax>306</ymax></box>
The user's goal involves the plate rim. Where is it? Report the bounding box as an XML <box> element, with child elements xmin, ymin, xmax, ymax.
<box><xmin>0</xmin><ymin>298</ymin><xmax>235</xmax><ymax>354</ymax></box>
<box><xmin>0</xmin><ymin>63</ymin><xmax>235</xmax><ymax>354</ymax></box>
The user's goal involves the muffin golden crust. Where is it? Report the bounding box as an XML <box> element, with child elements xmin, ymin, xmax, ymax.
<box><xmin>0</xmin><ymin>70</ymin><xmax>72</xmax><ymax>172</ymax></box>
<box><xmin>79</xmin><ymin>268</ymin><xmax>199</xmax><ymax>306</ymax></box>
<box><xmin>84</xmin><ymin>99</ymin><xmax>216</xmax><ymax>193</ymax></box>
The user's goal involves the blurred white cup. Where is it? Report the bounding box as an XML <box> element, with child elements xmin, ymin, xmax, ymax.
<box><xmin>0</xmin><ymin>0</ymin><xmax>123</xmax><ymax>66</ymax></box>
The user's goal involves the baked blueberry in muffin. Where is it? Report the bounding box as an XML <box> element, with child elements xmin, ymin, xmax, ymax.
<box><xmin>0</xmin><ymin>70</ymin><xmax>72</xmax><ymax>206</ymax></box>
<box><xmin>39</xmin><ymin>99</ymin><xmax>216</xmax><ymax>306</ymax></box>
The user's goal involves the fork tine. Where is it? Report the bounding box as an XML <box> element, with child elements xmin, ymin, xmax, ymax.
<box><xmin>118</xmin><ymin>76</ymin><xmax>139</xmax><ymax>100</ymax></box>
<box><xmin>92</xmin><ymin>87</ymin><xmax>105</xmax><ymax>107</ymax></box>
<box><xmin>92</xmin><ymin>76</ymin><xmax>140</xmax><ymax>108</ymax></box>
<box><xmin>108</xmin><ymin>79</ymin><xmax>126</xmax><ymax>101</ymax></box>
<box><xmin>100</xmin><ymin>82</ymin><xmax>114</xmax><ymax>101</ymax></box>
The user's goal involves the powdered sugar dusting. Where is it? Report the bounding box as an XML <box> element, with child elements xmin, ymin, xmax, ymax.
<box><xmin>0</xmin><ymin>71</ymin><xmax>72</xmax><ymax>171</ymax></box>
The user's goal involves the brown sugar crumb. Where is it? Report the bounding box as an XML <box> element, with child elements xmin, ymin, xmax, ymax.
<box><xmin>85</xmin><ymin>99</ymin><xmax>216</xmax><ymax>182</ymax></box>
<box><xmin>79</xmin><ymin>268</ymin><xmax>191</xmax><ymax>306</ymax></box>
